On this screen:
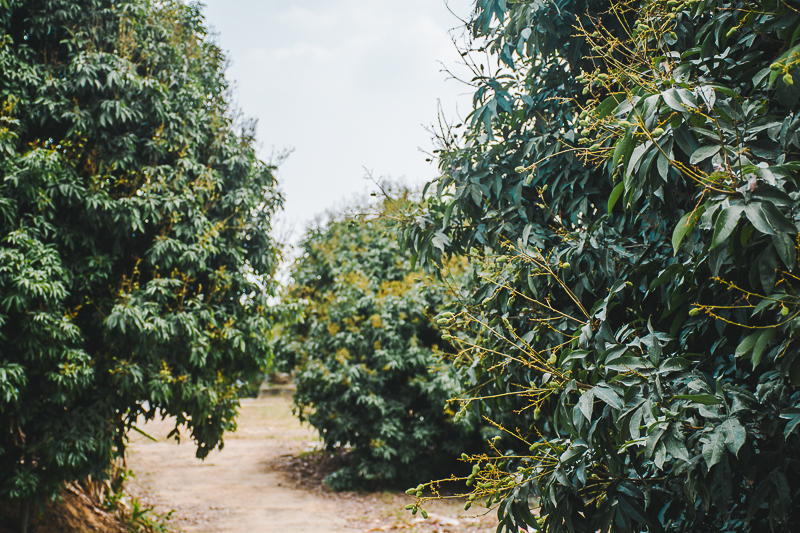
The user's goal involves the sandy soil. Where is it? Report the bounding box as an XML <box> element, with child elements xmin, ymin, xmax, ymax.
<box><xmin>126</xmin><ymin>396</ymin><xmax>498</xmax><ymax>533</ymax></box>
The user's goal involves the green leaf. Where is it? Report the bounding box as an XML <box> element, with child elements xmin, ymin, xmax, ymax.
<box><xmin>747</xmin><ymin>479</ymin><xmax>773</xmax><ymax>523</ymax></box>
<box><xmin>672</xmin><ymin>394</ymin><xmax>722</xmax><ymax>405</ymax></box>
<box><xmin>770</xmin><ymin>470</ymin><xmax>791</xmax><ymax>520</ymax></box>
<box><xmin>593</xmin><ymin>384</ymin><xmax>623</xmax><ymax>410</ymax></box>
<box><xmin>735</xmin><ymin>332</ymin><xmax>760</xmax><ymax>358</ymax></box>
<box><xmin>711</xmin><ymin>205</ymin><xmax>744</xmax><ymax>249</ymax></box>
<box><xmin>759</xmin><ymin>247</ymin><xmax>778</xmax><ymax>293</ymax></box>
<box><xmin>664</xmin><ymin>428</ymin><xmax>690</xmax><ymax>462</ymax></box>
<box><xmin>596</xmin><ymin>93</ymin><xmax>625</xmax><ymax>119</ymax></box>
<box><xmin>613</xmin><ymin>131</ymin><xmax>633</xmax><ymax>168</ymax></box>
<box><xmin>702</xmin><ymin>427</ymin><xmax>726</xmax><ymax>469</ymax></box>
<box><xmin>783</xmin><ymin>413</ymin><xmax>800</xmax><ymax>439</ymax></box>
<box><xmin>443</xmin><ymin>201</ymin><xmax>456</xmax><ymax>229</ymax></box>
<box><xmin>605</xmin><ymin>355</ymin><xmax>652</xmax><ymax>372</ymax></box>
<box><xmin>745</xmin><ymin>202</ymin><xmax>796</xmax><ymax>235</ymax></box>
<box><xmin>772</xmin><ymin>233</ymin><xmax>796</xmax><ymax>270</ymax></box>
<box><xmin>672</xmin><ymin>206</ymin><xmax>706</xmax><ymax>254</ymax></box>
<box><xmin>720</xmin><ymin>418</ymin><xmax>746</xmax><ymax>457</ymax></box>
<box><xmin>645</xmin><ymin>422</ymin><xmax>668</xmax><ymax>460</ymax></box>
<box><xmin>608</xmin><ymin>182</ymin><xmax>625</xmax><ymax>213</ymax></box>
<box><xmin>751</xmin><ymin>328</ymin><xmax>776</xmax><ymax>370</ymax></box>
<box><xmin>690</xmin><ymin>145</ymin><xmax>720</xmax><ymax>165</ymax></box>
<box><xmin>577</xmin><ymin>390</ymin><xmax>594</xmax><ymax>421</ymax></box>
<box><xmin>662</xmin><ymin>89</ymin><xmax>686</xmax><ymax>112</ymax></box>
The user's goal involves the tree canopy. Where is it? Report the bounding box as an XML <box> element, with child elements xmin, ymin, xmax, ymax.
<box><xmin>276</xmin><ymin>192</ymin><xmax>482</xmax><ymax>489</ymax></box>
<box><xmin>404</xmin><ymin>0</ymin><xmax>800</xmax><ymax>531</ymax></box>
<box><xmin>0</xmin><ymin>0</ymin><xmax>282</xmax><ymax>505</ymax></box>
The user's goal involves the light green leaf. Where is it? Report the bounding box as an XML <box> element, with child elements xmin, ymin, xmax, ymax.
<box><xmin>608</xmin><ymin>182</ymin><xmax>625</xmax><ymax>213</ymax></box>
<box><xmin>645</xmin><ymin>422</ymin><xmax>667</xmax><ymax>460</ymax></box>
<box><xmin>711</xmin><ymin>205</ymin><xmax>745</xmax><ymax>249</ymax></box>
<box><xmin>593</xmin><ymin>384</ymin><xmax>623</xmax><ymax>410</ymax></box>
<box><xmin>613</xmin><ymin>131</ymin><xmax>633</xmax><ymax>168</ymax></box>
<box><xmin>752</xmin><ymin>328</ymin><xmax>776</xmax><ymax>370</ymax></box>
<box><xmin>672</xmin><ymin>394</ymin><xmax>722</xmax><ymax>405</ymax></box>
<box><xmin>662</xmin><ymin>89</ymin><xmax>685</xmax><ymax>112</ymax></box>
<box><xmin>690</xmin><ymin>145</ymin><xmax>720</xmax><ymax>165</ymax></box>
<box><xmin>702</xmin><ymin>427</ymin><xmax>726</xmax><ymax>469</ymax></box>
<box><xmin>672</xmin><ymin>205</ymin><xmax>706</xmax><ymax>254</ymax></box>
<box><xmin>577</xmin><ymin>390</ymin><xmax>594</xmax><ymax>421</ymax></box>
<box><xmin>735</xmin><ymin>331</ymin><xmax>760</xmax><ymax>358</ymax></box>
<box><xmin>720</xmin><ymin>418</ymin><xmax>745</xmax><ymax>457</ymax></box>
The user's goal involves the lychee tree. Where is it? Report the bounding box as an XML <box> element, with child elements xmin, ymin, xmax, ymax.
<box><xmin>0</xmin><ymin>0</ymin><xmax>282</xmax><ymax>512</ymax></box>
<box><xmin>404</xmin><ymin>0</ymin><xmax>800</xmax><ymax>531</ymax></box>
<box><xmin>276</xmin><ymin>193</ymin><xmax>483</xmax><ymax>490</ymax></box>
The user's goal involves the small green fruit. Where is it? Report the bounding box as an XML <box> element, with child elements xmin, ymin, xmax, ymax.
<box><xmin>534</xmin><ymin>407</ymin><xmax>541</xmax><ymax>420</ymax></box>
<box><xmin>784</xmin><ymin>73</ymin><xmax>794</xmax><ymax>86</ymax></box>
<box><xmin>589</xmin><ymin>144</ymin><xmax>601</xmax><ymax>151</ymax></box>
<box><xmin>689</xmin><ymin>307</ymin><xmax>702</xmax><ymax>316</ymax></box>
<box><xmin>405</xmin><ymin>488</ymin><xmax>416</xmax><ymax>495</ymax></box>
<box><xmin>405</xmin><ymin>504</ymin><xmax>415</xmax><ymax>510</ymax></box>
<box><xmin>461</xmin><ymin>453</ymin><xmax>469</xmax><ymax>461</ymax></box>
<box><xmin>652</xmin><ymin>127</ymin><xmax>665</xmax><ymax>137</ymax></box>
<box><xmin>770</xmin><ymin>63</ymin><xmax>782</xmax><ymax>71</ymax></box>
<box><xmin>514</xmin><ymin>166</ymin><xmax>526</xmax><ymax>173</ymax></box>
<box><xmin>464</xmin><ymin>501</ymin><xmax>472</xmax><ymax>511</ymax></box>
<box><xmin>781</xmin><ymin>306</ymin><xmax>789</xmax><ymax>316</ymax></box>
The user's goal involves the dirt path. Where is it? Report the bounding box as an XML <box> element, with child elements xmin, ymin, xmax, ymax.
<box><xmin>127</xmin><ymin>396</ymin><xmax>498</xmax><ymax>533</ymax></box>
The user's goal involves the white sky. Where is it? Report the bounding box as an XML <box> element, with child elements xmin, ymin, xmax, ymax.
<box><xmin>199</xmin><ymin>0</ymin><xmax>476</xmax><ymax>243</ymax></box>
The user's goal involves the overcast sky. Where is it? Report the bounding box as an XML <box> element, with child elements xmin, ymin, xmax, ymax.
<box><xmin>199</xmin><ymin>0</ymin><xmax>475</xmax><ymax>243</ymax></box>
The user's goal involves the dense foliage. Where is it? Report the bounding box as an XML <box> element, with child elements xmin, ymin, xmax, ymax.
<box><xmin>404</xmin><ymin>0</ymin><xmax>800</xmax><ymax>531</ymax></box>
<box><xmin>0</xmin><ymin>0</ymin><xmax>281</xmax><ymax>506</ymax></box>
<box><xmin>277</xmin><ymin>195</ymin><xmax>481</xmax><ymax>489</ymax></box>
